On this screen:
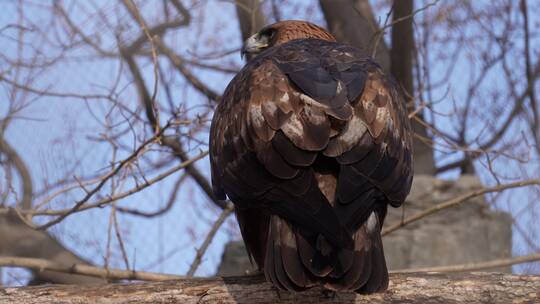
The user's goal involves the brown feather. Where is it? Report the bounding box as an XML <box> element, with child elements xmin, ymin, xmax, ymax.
<box><xmin>264</xmin><ymin>224</ymin><xmax>281</xmax><ymax>289</ymax></box>
<box><xmin>272</xmin><ymin>131</ymin><xmax>317</xmax><ymax>166</ymax></box>
<box><xmin>236</xmin><ymin>208</ymin><xmax>270</xmax><ymax>268</ymax></box>
<box><xmin>325</xmin><ymin>227</ymin><xmax>371</xmax><ymax>291</ymax></box>
<box><xmin>256</xmin><ymin>141</ymin><xmax>299</xmax><ymax>179</ymax></box>
<box><xmin>279</xmin><ymin>218</ymin><xmax>313</xmax><ymax>288</ymax></box>
<box><xmin>270</xmin><ymin>216</ymin><xmax>301</xmax><ymax>291</ymax></box>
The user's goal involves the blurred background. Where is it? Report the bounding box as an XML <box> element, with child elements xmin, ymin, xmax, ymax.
<box><xmin>0</xmin><ymin>0</ymin><xmax>539</xmax><ymax>286</ymax></box>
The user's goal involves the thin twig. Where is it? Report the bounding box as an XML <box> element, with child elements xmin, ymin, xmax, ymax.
<box><xmin>116</xmin><ymin>173</ymin><xmax>187</xmax><ymax>217</ymax></box>
<box><xmin>383</xmin><ymin>0</ymin><xmax>440</xmax><ymax>32</ymax></box>
<box><xmin>0</xmin><ymin>134</ymin><xmax>33</xmax><ymax>210</ymax></box>
<box><xmin>186</xmin><ymin>202</ymin><xmax>234</xmax><ymax>277</ymax></box>
<box><xmin>112</xmin><ymin>205</ymin><xmax>131</xmax><ymax>271</ymax></box>
<box><xmin>391</xmin><ymin>252</ymin><xmax>540</xmax><ymax>274</ymax></box>
<box><xmin>154</xmin><ymin>38</ymin><xmax>221</xmax><ymax>102</ymax></box>
<box><xmin>382</xmin><ymin>179</ymin><xmax>540</xmax><ymax>236</ymax></box>
<box><xmin>118</xmin><ymin>17</ymin><xmax>224</xmax><ymax>210</ymax></box>
<box><xmin>32</xmin><ymin>125</ymin><xmax>170</xmax><ymax>230</ymax></box>
<box><xmin>372</xmin><ymin>0</ymin><xmax>440</xmax><ymax>58</ymax></box>
<box><xmin>121</xmin><ymin>0</ymin><xmax>160</xmax><ymax>134</ymax></box>
<box><xmin>15</xmin><ymin>151</ymin><xmax>209</xmax><ymax>217</ymax></box>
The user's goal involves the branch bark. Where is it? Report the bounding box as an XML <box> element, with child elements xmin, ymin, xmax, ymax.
<box><xmin>0</xmin><ymin>135</ymin><xmax>33</xmax><ymax>210</ymax></box>
<box><xmin>235</xmin><ymin>0</ymin><xmax>266</xmax><ymax>61</ymax></box>
<box><xmin>390</xmin><ymin>0</ymin><xmax>436</xmax><ymax>175</ymax></box>
<box><xmin>187</xmin><ymin>203</ymin><xmax>234</xmax><ymax>276</ymax></box>
<box><xmin>0</xmin><ymin>256</ymin><xmax>181</xmax><ymax>282</ymax></box>
<box><xmin>235</xmin><ymin>0</ymin><xmax>266</xmax><ymax>41</ymax></box>
<box><xmin>1</xmin><ymin>273</ymin><xmax>539</xmax><ymax>303</ymax></box>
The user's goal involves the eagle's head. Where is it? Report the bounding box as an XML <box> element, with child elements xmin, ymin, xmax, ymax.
<box><xmin>241</xmin><ymin>20</ymin><xmax>336</xmax><ymax>58</ymax></box>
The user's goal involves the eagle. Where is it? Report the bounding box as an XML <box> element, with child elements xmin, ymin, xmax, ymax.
<box><xmin>209</xmin><ymin>20</ymin><xmax>413</xmax><ymax>294</ymax></box>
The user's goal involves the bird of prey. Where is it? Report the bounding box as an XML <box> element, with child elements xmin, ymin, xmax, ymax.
<box><xmin>209</xmin><ymin>20</ymin><xmax>413</xmax><ymax>294</ymax></box>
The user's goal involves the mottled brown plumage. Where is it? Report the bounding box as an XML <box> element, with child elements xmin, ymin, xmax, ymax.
<box><xmin>210</xmin><ymin>20</ymin><xmax>413</xmax><ymax>294</ymax></box>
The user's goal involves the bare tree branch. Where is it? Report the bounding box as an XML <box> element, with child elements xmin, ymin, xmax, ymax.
<box><xmin>187</xmin><ymin>202</ymin><xmax>234</xmax><ymax>277</ymax></box>
<box><xmin>382</xmin><ymin>179</ymin><xmax>540</xmax><ymax>236</ymax></box>
<box><xmin>393</xmin><ymin>252</ymin><xmax>540</xmax><ymax>273</ymax></box>
<box><xmin>235</xmin><ymin>0</ymin><xmax>266</xmax><ymax>41</ymax></box>
<box><xmin>5</xmin><ymin>151</ymin><xmax>209</xmax><ymax>217</ymax></box>
<box><xmin>154</xmin><ymin>39</ymin><xmax>222</xmax><ymax>102</ymax></box>
<box><xmin>0</xmin><ymin>135</ymin><xmax>32</xmax><ymax>210</ymax></box>
<box><xmin>121</xmin><ymin>36</ymin><xmax>225</xmax><ymax>210</ymax></box>
<box><xmin>0</xmin><ymin>256</ymin><xmax>181</xmax><ymax>282</ymax></box>
<box><xmin>33</xmin><ymin>125</ymin><xmax>170</xmax><ymax>230</ymax></box>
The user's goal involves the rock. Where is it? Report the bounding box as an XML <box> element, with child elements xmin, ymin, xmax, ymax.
<box><xmin>383</xmin><ymin>175</ymin><xmax>512</xmax><ymax>272</ymax></box>
<box><xmin>216</xmin><ymin>240</ymin><xmax>257</xmax><ymax>276</ymax></box>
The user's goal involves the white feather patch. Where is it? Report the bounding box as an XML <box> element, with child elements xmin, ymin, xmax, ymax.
<box><xmin>304</xmin><ymin>104</ymin><xmax>327</xmax><ymax>125</ymax></box>
<box><xmin>366</xmin><ymin>212</ymin><xmax>378</xmax><ymax>233</ymax></box>
<box><xmin>280</xmin><ymin>92</ymin><xmax>290</xmax><ymax>103</ymax></box>
<box><xmin>249</xmin><ymin>104</ymin><xmax>265</xmax><ymax>129</ymax></box>
<box><xmin>323</xmin><ymin>115</ymin><xmax>367</xmax><ymax>157</ymax></box>
<box><xmin>281</xmin><ymin>114</ymin><xmax>304</xmax><ymax>143</ymax></box>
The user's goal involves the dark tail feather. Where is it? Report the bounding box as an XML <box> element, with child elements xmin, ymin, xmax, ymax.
<box><xmin>280</xmin><ymin>219</ymin><xmax>314</xmax><ymax>288</ymax></box>
<box><xmin>273</xmin><ymin>216</ymin><xmax>304</xmax><ymax>291</ymax></box>
<box><xmin>263</xmin><ymin>213</ymin><xmax>388</xmax><ymax>294</ymax></box>
<box><xmin>322</xmin><ymin>225</ymin><xmax>371</xmax><ymax>291</ymax></box>
<box><xmin>358</xmin><ymin>229</ymin><xmax>388</xmax><ymax>294</ymax></box>
<box><xmin>316</xmin><ymin>212</ymin><xmax>388</xmax><ymax>294</ymax></box>
<box><xmin>354</xmin><ymin>213</ymin><xmax>388</xmax><ymax>294</ymax></box>
<box><xmin>236</xmin><ymin>207</ymin><xmax>270</xmax><ymax>269</ymax></box>
<box><xmin>264</xmin><ymin>216</ymin><xmax>283</xmax><ymax>289</ymax></box>
<box><xmin>265</xmin><ymin>215</ymin><xmax>313</xmax><ymax>291</ymax></box>
<box><xmin>296</xmin><ymin>229</ymin><xmax>334</xmax><ymax>277</ymax></box>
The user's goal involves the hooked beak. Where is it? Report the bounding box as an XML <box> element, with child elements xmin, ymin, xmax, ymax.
<box><xmin>241</xmin><ymin>33</ymin><xmax>267</xmax><ymax>60</ymax></box>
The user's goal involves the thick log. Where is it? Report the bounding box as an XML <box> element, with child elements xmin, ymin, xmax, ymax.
<box><xmin>1</xmin><ymin>273</ymin><xmax>539</xmax><ymax>303</ymax></box>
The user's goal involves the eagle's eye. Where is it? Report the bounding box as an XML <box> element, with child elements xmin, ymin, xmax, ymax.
<box><xmin>258</xmin><ymin>28</ymin><xmax>276</xmax><ymax>44</ymax></box>
<box><xmin>241</xmin><ymin>27</ymin><xmax>277</xmax><ymax>58</ymax></box>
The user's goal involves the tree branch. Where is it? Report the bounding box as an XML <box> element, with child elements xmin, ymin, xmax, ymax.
<box><xmin>120</xmin><ymin>30</ymin><xmax>225</xmax><ymax>210</ymax></box>
<box><xmin>392</xmin><ymin>252</ymin><xmax>540</xmax><ymax>274</ymax></box>
<box><xmin>12</xmin><ymin>151</ymin><xmax>209</xmax><ymax>217</ymax></box>
<box><xmin>235</xmin><ymin>0</ymin><xmax>266</xmax><ymax>41</ymax></box>
<box><xmin>1</xmin><ymin>273</ymin><xmax>539</xmax><ymax>303</ymax></box>
<box><xmin>0</xmin><ymin>256</ymin><xmax>181</xmax><ymax>282</ymax></box>
<box><xmin>33</xmin><ymin>127</ymin><xmax>168</xmax><ymax>230</ymax></box>
<box><xmin>435</xmin><ymin>59</ymin><xmax>540</xmax><ymax>174</ymax></box>
<box><xmin>0</xmin><ymin>135</ymin><xmax>32</xmax><ymax>210</ymax></box>
<box><xmin>154</xmin><ymin>38</ymin><xmax>222</xmax><ymax>102</ymax></box>
<box><xmin>187</xmin><ymin>202</ymin><xmax>234</xmax><ymax>276</ymax></box>
<box><xmin>0</xmin><ymin>211</ymin><xmax>105</xmax><ymax>284</ymax></box>
<box><xmin>382</xmin><ymin>178</ymin><xmax>540</xmax><ymax>236</ymax></box>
